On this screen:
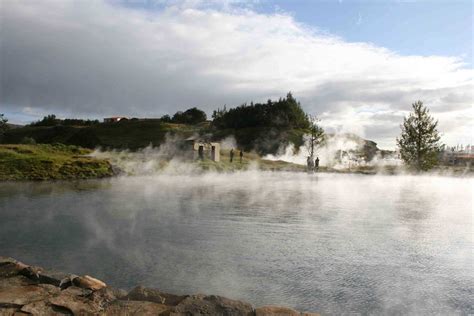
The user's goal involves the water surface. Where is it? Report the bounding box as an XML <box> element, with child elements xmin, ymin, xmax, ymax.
<box><xmin>0</xmin><ymin>172</ymin><xmax>472</xmax><ymax>314</ymax></box>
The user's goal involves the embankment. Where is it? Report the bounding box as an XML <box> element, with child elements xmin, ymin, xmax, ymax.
<box><xmin>0</xmin><ymin>144</ymin><xmax>115</xmax><ymax>181</ymax></box>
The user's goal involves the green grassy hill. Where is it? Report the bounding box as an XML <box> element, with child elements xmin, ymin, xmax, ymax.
<box><xmin>1</xmin><ymin>120</ymin><xmax>384</xmax><ymax>162</ymax></box>
<box><xmin>2</xmin><ymin>120</ymin><xmax>199</xmax><ymax>150</ymax></box>
<box><xmin>0</xmin><ymin>144</ymin><xmax>114</xmax><ymax>180</ymax></box>
<box><xmin>2</xmin><ymin>120</ymin><xmax>309</xmax><ymax>155</ymax></box>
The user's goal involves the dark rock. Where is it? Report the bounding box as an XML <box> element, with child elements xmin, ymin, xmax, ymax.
<box><xmin>173</xmin><ymin>294</ymin><xmax>254</xmax><ymax>316</ymax></box>
<box><xmin>125</xmin><ymin>285</ymin><xmax>187</xmax><ymax>306</ymax></box>
<box><xmin>19</xmin><ymin>266</ymin><xmax>43</xmax><ymax>281</ymax></box>
<box><xmin>0</xmin><ymin>257</ymin><xmax>17</xmax><ymax>266</ymax></box>
<box><xmin>37</xmin><ymin>271</ymin><xmax>75</xmax><ymax>289</ymax></box>
<box><xmin>0</xmin><ymin>258</ymin><xmax>28</xmax><ymax>278</ymax></box>
<box><xmin>104</xmin><ymin>300</ymin><xmax>170</xmax><ymax>315</ymax></box>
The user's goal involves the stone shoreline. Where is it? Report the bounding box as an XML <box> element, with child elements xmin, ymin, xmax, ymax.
<box><xmin>0</xmin><ymin>257</ymin><xmax>318</xmax><ymax>315</ymax></box>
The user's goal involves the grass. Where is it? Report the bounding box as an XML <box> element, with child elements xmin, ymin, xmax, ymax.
<box><xmin>195</xmin><ymin>149</ymin><xmax>307</xmax><ymax>172</ymax></box>
<box><xmin>0</xmin><ymin>144</ymin><xmax>114</xmax><ymax>181</ymax></box>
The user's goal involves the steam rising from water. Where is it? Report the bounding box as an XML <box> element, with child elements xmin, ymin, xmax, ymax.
<box><xmin>0</xmin><ymin>172</ymin><xmax>472</xmax><ymax>314</ymax></box>
<box><xmin>265</xmin><ymin>133</ymin><xmax>402</xmax><ymax>169</ymax></box>
<box><xmin>91</xmin><ymin>132</ymin><xmax>404</xmax><ymax>176</ymax></box>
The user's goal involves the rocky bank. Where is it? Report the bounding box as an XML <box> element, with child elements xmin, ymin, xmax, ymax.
<box><xmin>0</xmin><ymin>257</ymin><xmax>318</xmax><ymax>316</ymax></box>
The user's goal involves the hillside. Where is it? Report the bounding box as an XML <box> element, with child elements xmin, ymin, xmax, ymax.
<box><xmin>1</xmin><ymin>121</ymin><xmax>388</xmax><ymax>163</ymax></box>
<box><xmin>0</xmin><ymin>144</ymin><xmax>114</xmax><ymax>180</ymax></box>
<box><xmin>1</xmin><ymin>120</ymin><xmax>311</xmax><ymax>155</ymax></box>
<box><xmin>1</xmin><ymin>120</ymin><xmax>199</xmax><ymax>150</ymax></box>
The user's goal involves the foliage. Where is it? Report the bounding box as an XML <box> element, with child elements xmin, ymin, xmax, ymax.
<box><xmin>305</xmin><ymin>116</ymin><xmax>325</xmax><ymax>158</ymax></box>
<box><xmin>397</xmin><ymin>101</ymin><xmax>441</xmax><ymax>171</ymax></box>
<box><xmin>20</xmin><ymin>137</ymin><xmax>36</xmax><ymax>145</ymax></box>
<box><xmin>62</xmin><ymin>118</ymin><xmax>100</xmax><ymax>126</ymax></box>
<box><xmin>30</xmin><ymin>114</ymin><xmax>99</xmax><ymax>127</ymax></box>
<box><xmin>30</xmin><ymin>114</ymin><xmax>60</xmax><ymax>126</ymax></box>
<box><xmin>209</xmin><ymin>93</ymin><xmax>318</xmax><ymax>155</ymax></box>
<box><xmin>2</xmin><ymin>119</ymin><xmax>199</xmax><ymax>150</ymax></box>
<box><xmin>0</xmin><ymin>114</ymin><xmax>8</xmax><ymax>137</ymax></box>
<box><xmin>160</xmin><ymin>114</ymin><xmax>172</xmax><ymax>123</ymax></box>
<box><xmin>171</xmin><ymin>107</ymin><xmax>207</xmax><ymax>124</ymax></box>
<box><xmin>212</xmin><ymin>92</ymin><xmax>311</xmax><ymax>130</ymax></box>
<box><xmin>1</xmin><ymin>94</ymin><xmax>318</xmax><ymax>155</ymax></box>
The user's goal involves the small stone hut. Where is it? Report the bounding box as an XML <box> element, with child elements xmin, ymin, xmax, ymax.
<box><xmin>185</xmin><ymin>137</ymin><xmax>220</xmax><ymax>162</ymax></box>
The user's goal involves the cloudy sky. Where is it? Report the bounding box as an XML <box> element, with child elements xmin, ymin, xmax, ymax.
<box><xmin>1</xmin><ymin>0</ymin><xmax>472</xmax><ymax>148</ymax></box>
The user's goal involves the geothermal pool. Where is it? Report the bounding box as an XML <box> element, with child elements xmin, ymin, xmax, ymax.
<box><xmin>0</xmin><ymin>172</ymin><xmax>472</xmax><ymax>314</ymax></box>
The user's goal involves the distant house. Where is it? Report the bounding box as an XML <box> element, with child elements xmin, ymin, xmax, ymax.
<box><xmin>103</xmin><ymin>117</ymin><xmax>128</xmax><ymax>123</ymax></box>
<box><xmin>184</xmin><ymin>137</ymin><xmax>220</xmax><ymax>162</ymax></box>
<box><xmin>440</xmin><ymin>151</ymin><xmax>474</xmax><ymax>166</ymax></box>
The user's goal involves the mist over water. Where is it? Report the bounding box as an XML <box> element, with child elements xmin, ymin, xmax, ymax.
<box><xmin>0</xmin><ymin>172</ymin><xmax>472</xmax><ymax>314</ymax></box>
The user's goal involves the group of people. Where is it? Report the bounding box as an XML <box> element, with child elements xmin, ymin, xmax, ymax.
<box><xmin>307</xmin><ymin>156</ymin><xmax>320</xmax><ymax>172</ymax></box>
<box><xmin>230</xmin><ymin>149</ymin><xmax>243</xmax><ymax>163</ymax></box>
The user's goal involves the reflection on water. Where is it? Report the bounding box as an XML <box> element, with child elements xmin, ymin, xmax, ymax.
<box><xmin>0</xmin><ymin>172</ymin><xmax>472</xmax><ymax>314</ymax></box>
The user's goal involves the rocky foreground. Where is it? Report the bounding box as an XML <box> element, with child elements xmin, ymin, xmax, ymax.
<box><xmin>0</xmin><ymin>257</ymin><xmax>318</xmax><ymax>316</ymax></box>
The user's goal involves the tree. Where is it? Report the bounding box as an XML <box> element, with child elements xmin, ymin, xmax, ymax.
<box><xmin>211</xmin><ymin>92</ymin><xmax>311</xmax><ymax>130</ymax></box>
<box><xmin>396</xmin><ymin>101</ymin><xmax>441</xmax><ymax>171</ymax></box>
<box><xmin>0</xmin><ymin>114</ymin><xmax>8</xmax><ymax>137</ymax></box>
<box><xmin>30</xmin><ymin>114</ymin><xmax>60</xmax><ymax>126</ymax></box>
<box><xmin>160</xmin><ymin>114</ymin><xmax>172</xmax><ymax>123</ymax></box>
<box><xmin>306</xmin><ymin>116</ymin><xmax>325</xmax><ymax>158</ymax></box>
<box><xmin>172</xmin><ymin>107</ymin><xmax>207</xmax><ymax>124</ymax></box>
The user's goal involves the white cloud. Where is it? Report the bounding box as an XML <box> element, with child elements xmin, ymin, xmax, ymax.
<box><xmin>1</xmin><ymin>0</ymin><xmax>472</xmax><ymax>149</ymax></box>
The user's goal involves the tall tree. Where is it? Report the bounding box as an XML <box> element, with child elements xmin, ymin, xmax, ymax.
<box><xmin>30</xmin><ymin>114</ymin><xmax>60</xmax><ymax>126</ymax></box>
<box><xmin>172</xmin><ymin>107</ymin><xmax>207</xmax><ymax>124</ymax></box>
<box><xmin>397</xmin><ymin>101</ymin><xmax>441</xmax><ymax>171</ymax></box>
<box><xmin>0</xmin><ymin>114</ymin><xmax>8</xmax><ymax>137</ymax></box>
<box><xmin>306</xmin><ymin>115</ymin><xmax>325</xmax><ymax>158</ymax></box>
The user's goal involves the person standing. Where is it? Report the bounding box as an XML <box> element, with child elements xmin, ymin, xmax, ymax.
<box><xmin>230</xmin><ymin>149</ymin><xmax>234</xmax><ymax>163</ymax></box>
<box><xmin>315</xmin><ymin>157</ymin><xmax>319</xmax><ymax>170</ymax></box>
<box><xmin>239</xmin><ymin>149</ymin><xmax>243</xmax><ymax>163</ymax></box>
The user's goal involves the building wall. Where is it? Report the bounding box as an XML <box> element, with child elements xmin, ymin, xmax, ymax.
<box><xmin>191</xmin><ymin>142</ymin><xmax>220</xmax><ymax>162</ymax></box>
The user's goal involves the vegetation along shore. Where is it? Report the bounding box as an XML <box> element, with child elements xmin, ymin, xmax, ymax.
<box><xmin>0</xmin><ymin>95</ymin><xmax>472</xmax><ymax>180</ymax></box>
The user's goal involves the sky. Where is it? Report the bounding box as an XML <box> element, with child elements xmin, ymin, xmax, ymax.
<box><xmin>1</xmin><ymin>0</ymin><xmax>472</xmax><ymax>149</ymax></box>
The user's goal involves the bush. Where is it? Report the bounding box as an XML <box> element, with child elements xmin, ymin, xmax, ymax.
<box><xmin>30</xmin><ymin>115</ymin><xmax>99</xmax><ymax>127</ymax></box>
<box><xmin>20</xmin><ymin>137</ymin><xmax>36</xmax><ymax>145</ymax></box>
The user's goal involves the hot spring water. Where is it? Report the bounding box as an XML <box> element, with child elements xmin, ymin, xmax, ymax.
<box><xmin>0</xmin><ymin>172</ymin><xmax>472</xmax><ymax>314</ymax></box>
